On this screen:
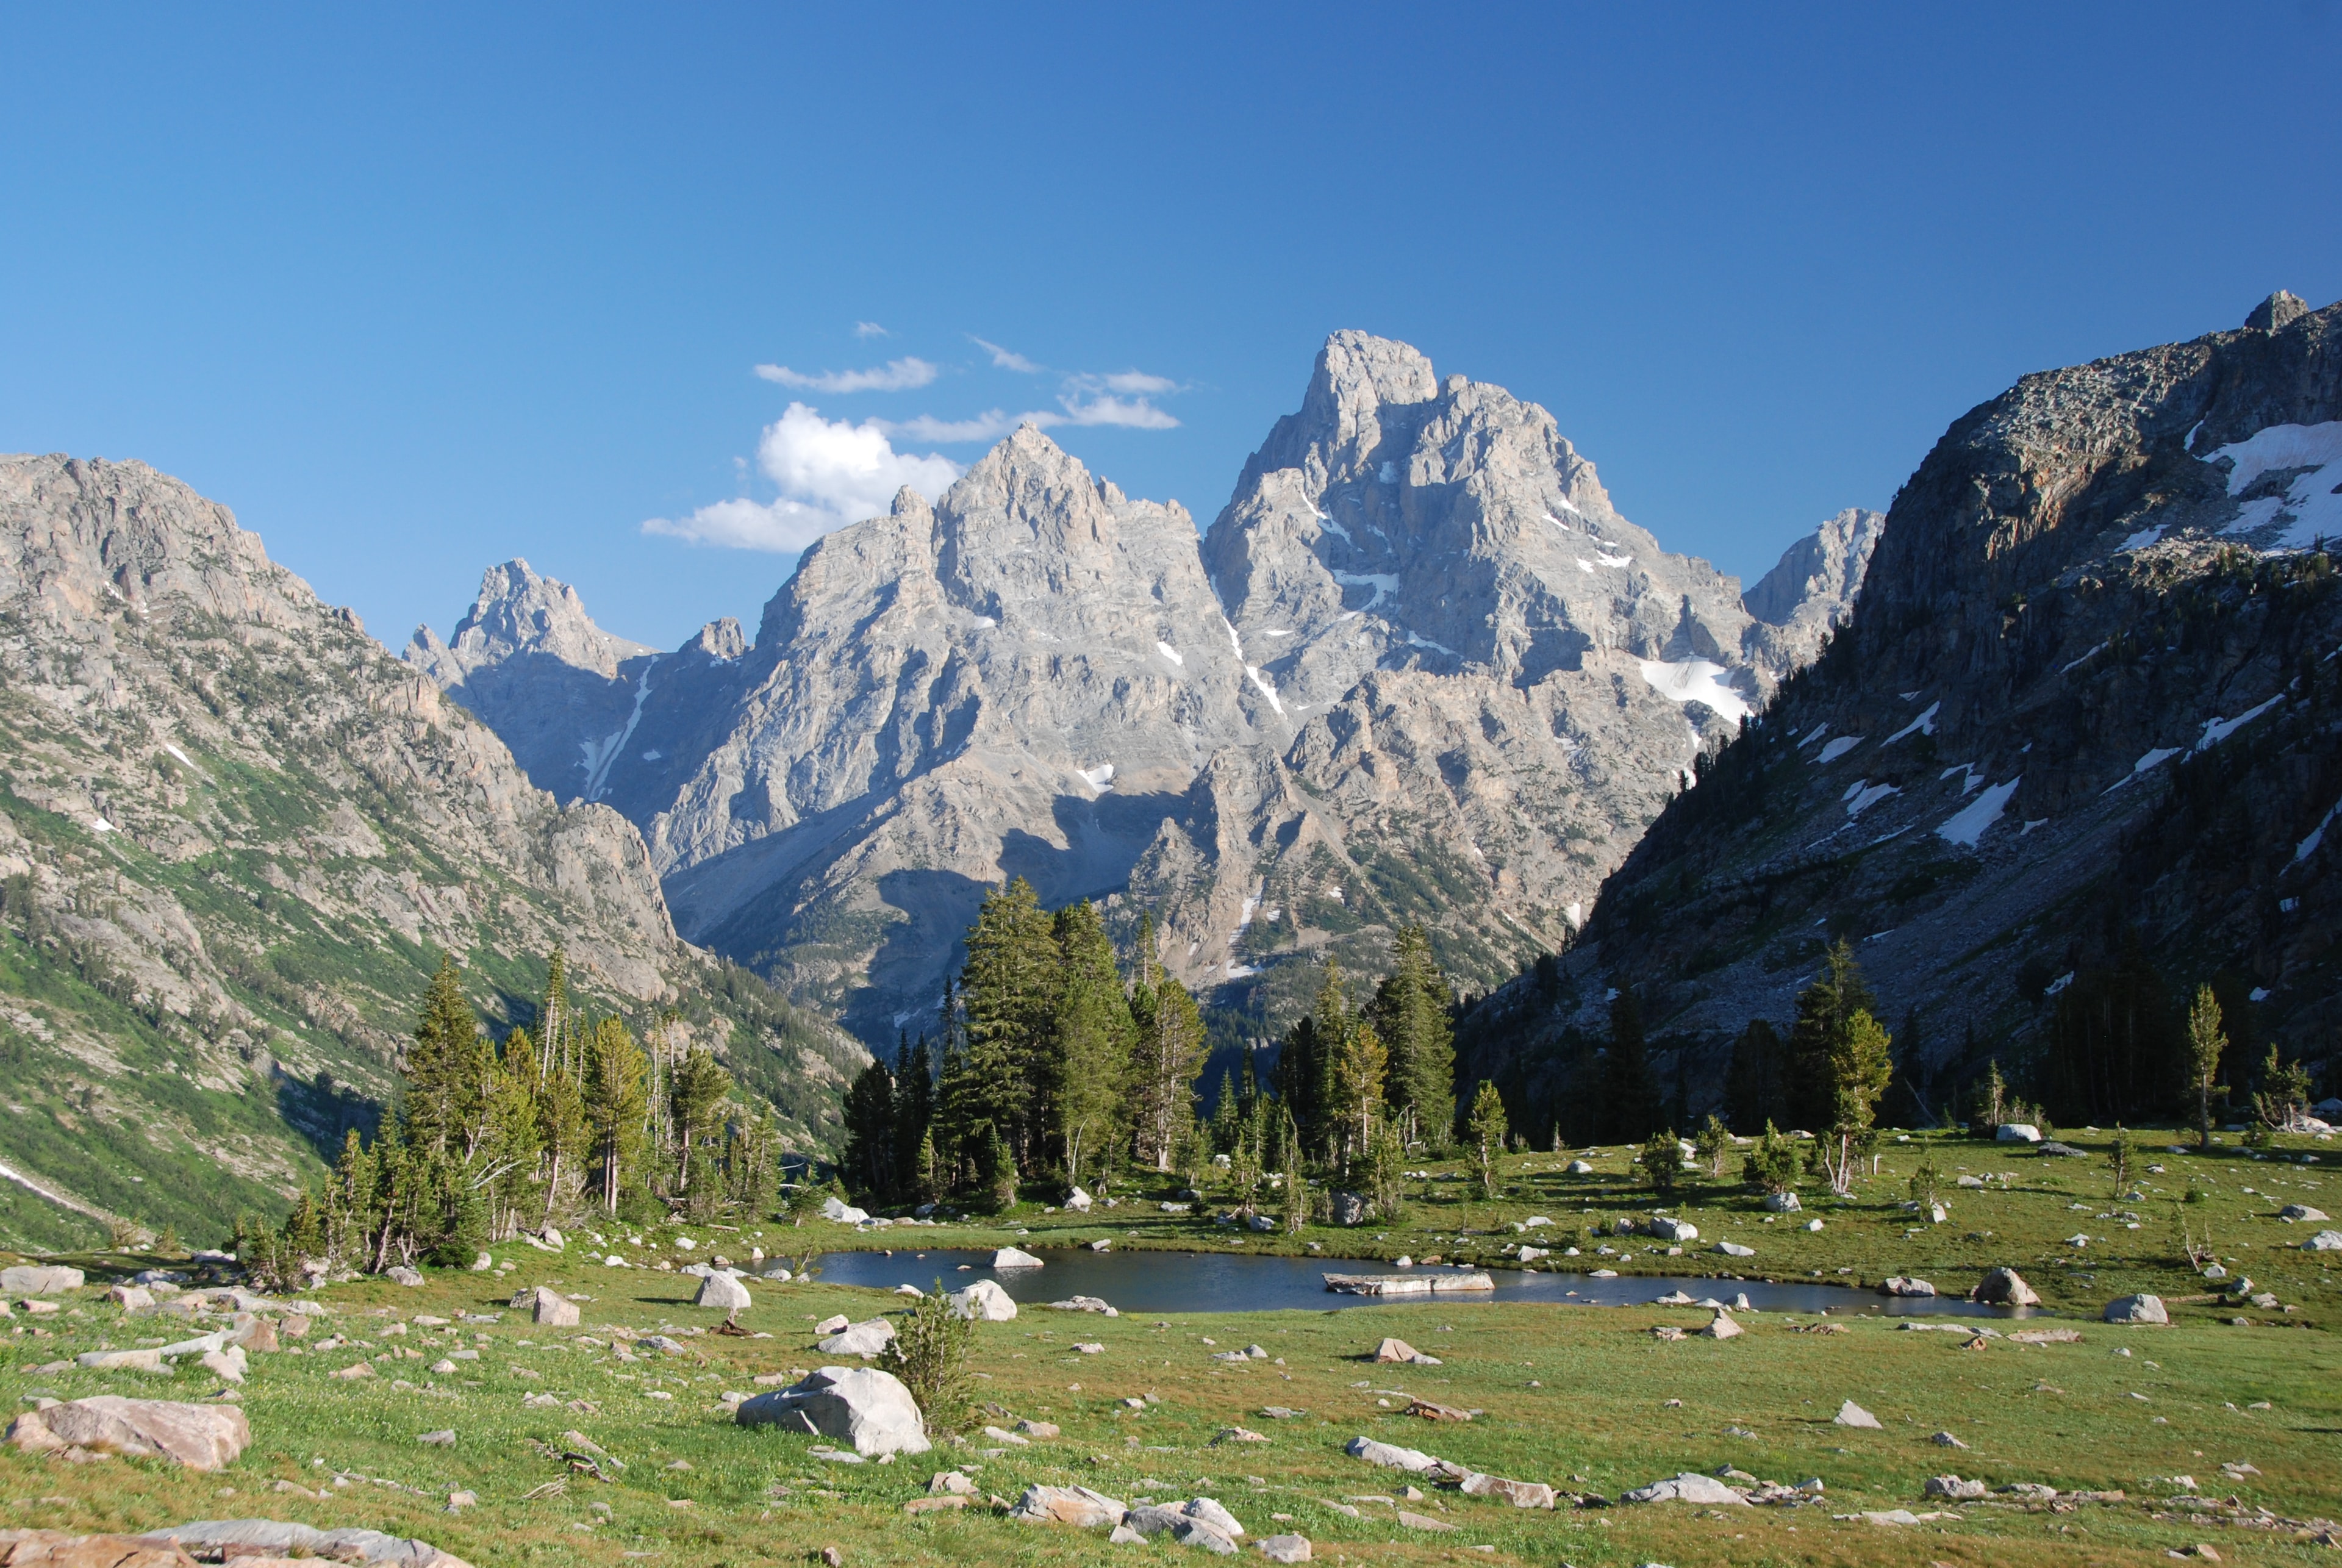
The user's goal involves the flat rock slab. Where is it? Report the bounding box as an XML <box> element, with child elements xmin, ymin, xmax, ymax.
<box><xmin>138</xmin><ymin>1519</ymin><xmax>472</xmax><ymax>1568</ymax></box>
<box><xmin>1344</xmin><ymin>1436</ymin><xmax>1449</xmax><ymax>1475</ymax></box>
<box><xmin>1369</xmin><ymin>1338</ymin><xmax>1439</xmax><ymax>1365</ymax></box>
<box><xmin>1009</xmin><ymin>1484</ymin><xmax>1126</xmax><ymax>1528</ymax></box>
<box><xmin>0</xmin><ymin>1531</ymin><xmax>200</xmax><ymax>1567</ymax></box>
<box><xmin>7</xmin><ymin>1398</ymin><xmax>249</xmax><ymax>1471</ymax></box>
<box><xmin>1458</xmin><ymin>1472</ymin><xmax>1556</xmax><ymax>1508</ymax></box>
<box><xmin>1323</xmin><ymin>1272</ymin><xmax>1491</xmax><ymax>1296</ymax></box>
<box><xmin>2</xmin><ymin>1267</ymin><xmax>84</xmax><ymax>1297</ymax></box>
<box><xmin>1622</xmin><ymin>1472</ymin><xmax>1750</xmax><ymax>1505</ymax></box>
<box><xmin>1833</xmin><ymin>1400</ymin><xmax>1883</xmax><ymax>1429</ymax></box>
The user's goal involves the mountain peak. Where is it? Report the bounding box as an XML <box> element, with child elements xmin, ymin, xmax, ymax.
<box><xmin>2246</xmin><ymin>288</ymin><xmax>2309</xmax><ymax>332</ymax></box>
<box><xmin>410</xmin><ymin>559</ymin><xmax>653</xmax><ymax>684</ymax></box>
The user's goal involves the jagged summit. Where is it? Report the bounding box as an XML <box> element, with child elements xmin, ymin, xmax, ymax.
<box><xmin>419</xmin><ymin>337</ymin><xmax>1877</xmax><ymax>1048</ymax></box>
<box><xmin>407</xmin><ymin>557</ymin><xmax>654</xmax><ymax>687</ymax></box>
<box><xmin>2247</xmin><ymin>289</ymin><xmax>2309</xmax><ymax>332</ymax></box>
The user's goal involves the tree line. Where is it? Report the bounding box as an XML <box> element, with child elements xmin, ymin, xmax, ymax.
<box><xmin>839</xmin><ymin>879</ymin><xmax>1461</xmax><ymax>1220</ymax></box>
<box><xmin>242</xmin><ymin>950</ymin><xmax>780</xmax><ymax>1284</ymax></box>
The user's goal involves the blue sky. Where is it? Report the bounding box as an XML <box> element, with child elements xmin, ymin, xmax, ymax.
<box><xmin>5</xmin><ymin>4</ymin><xmax>2337</xmax><ymax>651</ymax></box>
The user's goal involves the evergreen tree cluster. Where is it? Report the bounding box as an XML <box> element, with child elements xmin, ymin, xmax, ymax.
<box><xmin>837</xmin><ymin>884</ymin><xmax>1213</xmax><ymax>1209</ymax></box>
<box><xmin>247</xmin><ymin>950</ymin><xmax>779</xmax><ymax>1284</ymax></box>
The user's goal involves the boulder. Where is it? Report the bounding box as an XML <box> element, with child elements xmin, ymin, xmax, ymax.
<box><xmin>991</xmin><ymin>1247</ymin><xmax>1044</xmax><ymax>1270</ymax></box>
<box><xmin>2035</xmin><ymin>1140</ymin><xmax>2087</xmax><ymax>1158</ymax></box>
<box><xmin>1065</xmin><ymin>1187</ymin><xmax>1093</xmax><ymax>1212</ymax></box>
<box><xmin>1833</xmin><ymin>1400</ymin><xmax>1883</xmax><ymax>1429</ymax></box>
<box><xmin>1344</xmin><ymin>1435</ymin><xmax>1446</xmax><ymax>1474</ymax></box>
<box><xmin>1009</xmin><ymin>1483</ymin><xmax>1126</xmax><ymax>1528</ymax></box>
<box><xmin>1564</xmin><ymin>1160</ymin><xmax>1595</xmax><ymax>1175</ymax></box>
<box><xmin>1126</xmin><ymin>1498</ymin><xmax>1243</xmax><ymax>1550</ymax></box>
<box><xmin>814</xmin><ymin>1314</ymin><xmax>850</xmax><ymax>1334</ymax></box>
<box><xmin>1621</xmin><ymin>1472</ymin><xmax>1750</xmax><ymax>1505</ymax></box>
<box><xmin>1996</xmin><ymin>1123</ymin><xmax>2043</xmax><ymax>1142</ymax></box>
<box><xmin>522</xmin><ymin>1288</ymin><xmax>580</xmax><ymax>1327</ymax></box>
<box><xmin>820</xmin><ymin>1195</ymin><xmax>870</xmax><ymax>1225</ymax></box>
<box><xmin>693</xmin><ymin>1274</ymin><xmax>752</xmax><ymax>1313</ymax></box>
<box><xmin>1647</xmin><ymin>1215</ymin><xmax>1698</xmax><ymax>1243</ymax></box>
<box><xmin>7</xmin><ymin>1397</ymin><xmax>250</xmax><ymax>1470</ymax></box>
<box><xmin>107</xmin><ymin>1286</ymin><xmax>155</xmax><ymax>1311</ymax></box>
<box><xmin>735</xmin><ymin>1366</ymin><xmax>930</xmax><ymax>1456</ymax></box>
<box><xmin>385</xmin><ymin>1266</ymin><xmax>425</xmax><ymax>1287</ymax></box>
<box><xmin>1700</xmin><ymin>1311</ymin><xmax>1744</xmax><ymax>1340</ymax></box>
<box><xmin>199</xmin><ymin>1346</ymin><xmax>248</xmax><ymax>1384</ymax></box>
<box><xmin>1763</xmin><ymin>1192</ymin><xmax>1801</xmax><ymax>1213</ymax></box>
<box><xmin>2278</xmin><ymin>1204</ymin><xmax>2329</xmax><ymax>1223</ymax></box>
<box><xmin>948</xmin><ymin>1280</ymin><xmax>1018</xmax><ymax>1321</ymax></box>
<box><xmin>1256</xmin><ymin>1533</ymin><xmax>1313</xmax><ymax>1562</ymax></box>
<box><xmin>1048</xmin><ymin>1294</ymin><xmax>1116</xmax><ymax>1314</ymax></box>
<box><xmin>2102</xmin><ymin>1294</ymin><xmax>2168</xmax><ymax>1324</ymax></box>
<box><xmin>1878</xmin><ymin>1276</ymin><xmax>1936</xmax><ymax>1298</ymax></box>
<box><xmin>2</xmin><ymin>1267</ymin><xmax>84</xmax><ymax>1296</ymax></box>
<box><xmin>77</xmin><ymin>1348</ymin><xmax>165</xmax><ymax>1373</ymax></box>
<box><xmin>1715</xmin><ymin>1240</ymin><xmax>1755</xmax><ymax>1258</ymax></box>
<box><xmin>1458</xmin><ymin>1472</ymin><xmax>1556</xmax><ymax>1508</ymax></box>
<box><xmin>240</xmin><ymin>1319</ymin><xmax>280</xmax><ymax>1354</ymax></box>
<box><xmin>1971</xmin><ymin>1267</ymin><xmax>2039</xmax><ymax>1306</ymax></box>
<box><xmin>1370</xmin><ymin>1337</ymin><xmax>1437</xmax><ymax>1365</ymax></box>
<box><xmin>815</xmin><ymin>1319</ymin><xmax>897</xmax><ymax>1358</ymax></box>
<box><xmin>1517</xmin><ymin>1246</ymin><xmax>1549</xmax><ymax>1263</ymax></box>
<box><xmin>1925</xmin><ymin>1475</ymin><xmax>1988</xmax><ymax>1500</ymax></box>
<box><xmin>2302</xmin><ymin>1230</ymin><xmax>2342</xmax><ymax>1252</ymax></box>
<box><xmin>928</xmin><ymin>1470</ymin><xmax>976</xmax><ymax>1495</ymax></box>
<box><xmin>1328</xmin><ymin>1190</ymin><xmax>1368</xmax><ymax>1226</ymax></box>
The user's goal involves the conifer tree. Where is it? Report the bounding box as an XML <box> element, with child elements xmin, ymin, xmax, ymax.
<box><xmin>1323</xmin><ymin>964</ymin><xmax>1388</xmax><ymax>1174</ymax></box>
<box><xmin>841</xmin><ymin>1057</ymin><xmax>898</xmax><ymax>1203</ymax></box>
<box><xmin>1722</xmin><ymin>1017</ymin><xmax>1787</xmax><ymax>1134</ymax></box>
<box><xmin>1272</xmin><ymin>1013</ymin><xmax>1325</xmax><ymax>1161</ymax></box>
<box><xmin>1370</xmin><ymin>926</ymin><xmax>1455</xmax><ymax>1148</ymax></box>
<box><xmin>1603</xmin><ymin>990</ymin><xmax>1663</xmax><ymax>1143</ymax></box>
<box><xmin>403</xmin><ymin>954</ymin><xmax>489</xmax><ymax>1158</ymax></box>
<box><xmin>2185</xmin><ymin>984</ymin><xmax>2227</xmax><ymax>1150</ymax></box>
<box><xmin>1047</xmin><ymin>900</ymin><xmax>1134</xmax><ymax>1189</ymax></box>
<box><xmin>1466</xmin><ymin>1080</ymin><xmax>1508</xmax><ymax>1198</ymax></box>
<box><xmin>959</xmin><ymin>878</ymin><xmax>1061</xmax><ymax>1172</ymax></box>
<box><xmin>583</xmin><ymin>1017</ymin><xmax>650</xmax><ymax>1215</ymax></box>
<box><xmin>669</xmin><ymin>1044</ymin><xmax>734</xmax><ymax>1200</ymax></box>
<box><xmin>892</xmin><ymin>1036</ymin><xmax>934</xmax><ymax>1197</ymax></box>
<box><xmin>1128</xmin><ymin>920</ymin><xmax>1205</xmax><ymax>1172</ymax></box>
<box><xmin>1820</xmin><ymin>1009</ymin><xmax>1893</xmax><ymax>1194</ymax></box>
<box><xmin>1786</xmin><ymin>942</ymin><xmax>1877</xmax><ymax>1131</ymax></box>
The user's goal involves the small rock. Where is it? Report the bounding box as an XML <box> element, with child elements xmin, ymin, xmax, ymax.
<box><xmin>447</xmin><ymin>1489</ymin><xmax>478</xmax><ymax>1510</ymax></box>
<box><xmin>1256</xmin><ymin>1531</ymin><xmax>1312</xmax><ymax>1562</ymax></box>
<box><xmin>1930</xmin><ymin>1431</ymin><xmax>1969</xmax><ymax>1448</ymax></box>
<box><xmin>1925</xmin><ymin>1474</ymin><xmax>1987</xmax><ymax>1500</ymax></box>
<box><xmin>331</xmin><ymin>1362</ymin><xmax>376</xmax><ymax>1380</ymax></box>
<box><xmin>1763</xmin><ymin>1192</ymin><xmax>1801</xmax><ymax>1213</ymax></box>
<box><xmin>1621</xmin><ymin>1472</ymin><xmax>1751</xmax><ymax>1505</ymax></box>
<box><xmin>1878</xmin><ymin>1276</ymin><xmax>1936</xmax><ymax>1298</ymax></box>
<box><xmin>992</xmin><ymin>1247</ymin><xmax>1044</xmax><ymax>1269</ymax></box>
<box><xmin>1833</xmin><ymin>1400</ymin><xmax>1882</xmax><ymax>1429</ymax></box>
<box><xmin>2102</xmin><ymin>1294</ymin><xmax>2169</xmax><ymax>1325</ymax></box>
<box><xmin>1371</xmin><ymin>1337</ymin><xmax>1438</xmax><ymax>1366</ymax></box>
<box><xmin>1714</xmin><ymin>1240</ymin><xmax>1755</xmax><ymax>1258</ymax></box>
<box><xmin>1017</xmin><ymin>1419</ymin><xmax>1061</xmax><ymax>1439</ymax></box>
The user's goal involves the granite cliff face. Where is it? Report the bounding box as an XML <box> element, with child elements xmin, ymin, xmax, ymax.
<box><xmin>0</xmin><ymin>455</ymin><xmax>861</xmax><ymax>1250</ymax></box>
<box><xmin>415</xmin><ymin>334</ymin><xmax>1874</xmax><ymax>1045</ymax></box>
<box><xmin>1461</xmin><ymin>293</ymin><xmax>2342</xmax><ymax>1117</ymax></box>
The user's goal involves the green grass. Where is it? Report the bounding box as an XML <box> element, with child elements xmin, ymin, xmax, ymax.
<box><xmin>3</xmin><ymin>1232</ymin><xmax>2337</xmax><ymax>1567</ymax></box>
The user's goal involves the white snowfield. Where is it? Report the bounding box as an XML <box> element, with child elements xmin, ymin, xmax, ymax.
<box><xmin>2208</xmin><ymin>421</ymin><xmax>2342</xmax><ymax>550</ymax></box>
<box><xmin>1937</xmin><ymin>776</ymin><xmax>2019</xmax><ymax>847</ymax></box>
<box><xmin>1636</xmin><ymin>659</ymin><xmax>1752</xmax><ymax>723</ymax></box>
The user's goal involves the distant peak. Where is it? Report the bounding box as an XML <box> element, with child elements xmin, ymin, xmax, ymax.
<box><xmin>1312</xmin><ymin>331</ymin><xmax>1438</xmax><ymax>413</ymax></box>
<box><xmin>2246</xmin><ymin>290</ymin><xmax>2308</xmax><ymax>332</ymax></box>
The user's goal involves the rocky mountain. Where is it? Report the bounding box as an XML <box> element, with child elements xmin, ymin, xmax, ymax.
<box><xmin>0</xmin><ymin>455</ymin><xmax>863</xmax><ymax>1252</ymax></box>
<box><xmin>1461</xmin><ymin>292</ymin><xmax>2342</xmax><ymax>1123</ymax></box>
<box><xmin>413</xmin><ymin>332</ymin><xmax>1874</xmax><ymax>1047</ymax></box>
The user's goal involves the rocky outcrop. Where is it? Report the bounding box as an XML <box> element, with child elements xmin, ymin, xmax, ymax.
<box><xmin>0</xmin><ymin>455</ymin><xmax>861</xmax><ymax>1251</ymax></box>
<box><xmin>416</xmin><ymin>335</ymin><xmax>1874</xmax><ymax>1047</ymax></box>
<box><xmin>1464</xmin><ymin>293</ymin><xmax>2342</xmax><ymax>1118</ymax></box>
<box><xmin>1741</xmin><ymin>507</ymin><xmax>1884</xmax><ymax>679</ymax></box>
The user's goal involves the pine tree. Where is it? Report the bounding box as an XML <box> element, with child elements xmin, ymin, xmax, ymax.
<box><xmin>583</xmin><ymin>1017</ymin><xmax>650</xmax><ymax>1215</ymax></box>
<box><xmin>1786</xmin><ymin>942</ymin><xmax>1878</xmax><ymax>1133</ymax></box>
<box><xmin>1603</xmin><ymin>990</ymin><xmax>1662</xmax><ymax>1143</ymax></box>
<box><xmin>670</xmin><ymin>1045</ymin><xmax>734</xmax><ymax>1202</ymax></box>
<box><xmin>1326</xmin><ymin>984</ymin><xmax>1388</xmax><ymax>1178</ymax></box>
<box><xmin>1370</xmin><ymin>926</ymin><xmax>1455</xmax><ymax>1149</ymax></box>
<box><xmin>1723</xmin><ymin>1018</ymin><xmax>1787</xmax><ymax>1133</ymax></box>
<box><xmin>959</xmin><ymin>878</ymin><xmax>1061</xmax><ymax>1173</ymax></box>
<box><xmin>1272</xmin><ymin>1013</ymin><xmax>1325</xmax><ymax>1161</ymax></box>
<box><xmin>1466</xmin><ymin>1080</ymin><xmax>1508</xmax><ymax>1198</ymax></box>
<box><xmin>2185</xmin><ymin>984</ymin><xmax>2226</xmax><ymax>1151</ymax></box>
<box><xmin>841</xmin><ymin>1058</ymin><xmax>898</xmax><ymax>1203</ymax></box>
<box><xmin>1047</xmin><ymin>900</ymin><xmax>1134</xmax><ymax>1189</ymax></box>
<box><xmin>403</xmin><ymin>953</ymin><xmax>489</xmax><ymax>1159</ymax></box>
<box><xmin>1128</xmin><ymin>922</ymin><xmax>1205</xmax><ymax>1173</ymax></box>
<box><xmin>1820</xmin><ymin>1009</ymin><xmax>1893</xmax><ymax>1194</ymax></box>
<box><xmin>892</xmin><ymin>1036</ymin><xmax>934</xmax><ymax>1197</ymax></box>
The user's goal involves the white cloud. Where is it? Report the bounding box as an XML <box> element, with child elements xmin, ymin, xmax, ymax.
<box><xmin>876</xmin><ymin>409</ymin><xmax>1028</xmax><ymax>444</ymax></box>
<box><xmin>853</xmin><ymin>321</ymin><xmax>889</xmax><ymax>338</ymax></box>
<box><xmin>1058</xmin><ymin>392</ymin><xmax>1180</xmax><ymax>429</ymax></box>
<box><xmin>1069</xmin><ymin>369</ymin><xmax>1180</xmax><ymax>396</ymax></box>
<box><xmin>972</xmin><ymin>335</ymin><xmax>1044</xmax><ymax>373</ymax></box>
<box><xmin>643</xmin><ymin>403</ymin><xmax>962</xmax><ymax>552</ymax></box>
<box><xmin>753</xmin><ymin>356</ymin><xmax>939</xmax><ymax>393</ymax></box>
